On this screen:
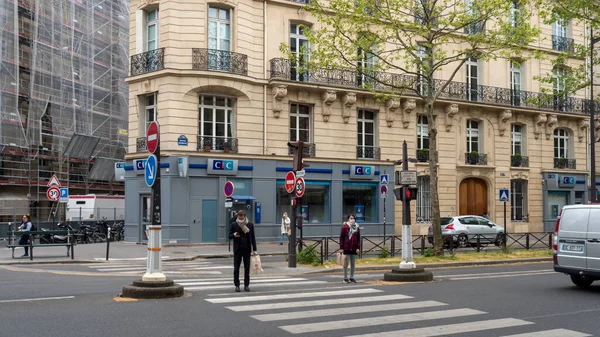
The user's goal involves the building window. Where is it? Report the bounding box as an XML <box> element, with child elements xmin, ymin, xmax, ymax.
<box><xmin>553</xmin><ymin>66</ymin><xmax>569</xmax><ymax>111</ymax></box>
<box><xmin>466</xmin><ymin>56</ymin><xmax>478</xmax><ymax>101</ymax></box>
<box><xmin>199</xmin><ymin>96</ymin><xmax>234</xmax><ymax>150</ymax></box>
<box><xmin>290</xmin><ymin>24</ymin><xmax>310</xmax><ymax>81</ymax></box>
<box><xmin>143</xmin><ymin>93</ymin><xmax>157</xmax><ymax>135</ymax></box>
<box><xmin>465</xmin><ymin>0</ymin><xmax>482</xmax><ymax>34</ymax></box>
<box><xmin>416</xmin><ymin>45</ymin><xmax>430</xmax><ymax>95</ymax></box>
<box><xmin>208</xmin><ymin>6</ymin><xmax>231</xmax><ymax>71</ymax></box>
<box><xmin>417</xmin><ymin>115</ymin><xmax>429</xmax><ymax>150</ymax></box>
<box><xmin>276</xmin><ymin>181</ymin><xmax>330</xmax><ymax>223</ymax></box>
<box><xmin>511</xmin><ymin>124</ymin><xmax>522</xmax><ymax>155</ymax></box>
<box><xmin>146</xmin><ymin>9</ymin><xmax>158</xmax><ymax>51</ymax></box>
<box><xmin>510</xmin><ymin>61</ymin><xmax>521</xmax><ymax>105</ymax></box>
<box><xmin>416</xmin><ymin>176</ymin><xmax>431</xmax><ymax>222</ymax></box>
<box><xmin>357</xmin><ymin>109</ymin><xmax>376</xmax><ymax>159</ymax></box>
<box><xmin>510</xmin><ymin>179</ymin><xmax>528</xmax><ymax>221</ymax></box>
<box><xmin>343</xmin><ymin>182</ymin><xmax>377</xmax><ymax>223</ymax></box>
<box><xmin>357</xmin><ymin>34</ymin><xmax>375</xmax><ymax>87</ymax></box>
<box><xmin>290</xmin><ymin>103</ymin><xmax>311</xmax><ymax>142</ymax></box>
<box><xmin>509</xmin><ymin>1</ymin><xmax>520</xmax><ymax>28</ymax></box>
<box><xmin>466</xmin><ymin>119</ymin><xmax>480</xmax><ymax>153</ymax></box>
<box><xmin>554</xmin><ymin>128</ymin><xmax>569</xmax><ymax>159</ymax></box>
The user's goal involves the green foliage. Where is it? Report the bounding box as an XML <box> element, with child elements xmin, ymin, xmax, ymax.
<box><xmin>501</xmin><ymin>245</ymin><xmax>513</xmax><ymax>254</ymax></box>
<box><xmin>378</xmin><ymin>245</ymin><xmax>390</xmax><ymax>259</ymax></box>
<box><xmin>424</xmin><ymin>247</ymin><xmax>435</xmax><ymax>257</ymax></box>
<box><xmin>297</xmin><ymin>245</ymin><xmax>321</xmax><ymax>265</ymax></box>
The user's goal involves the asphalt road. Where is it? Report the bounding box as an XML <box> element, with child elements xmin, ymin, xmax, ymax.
<box><xmin>1</xmin><ymin>262</ymin><xmax>599</xmax><ymax>337</ymax></box>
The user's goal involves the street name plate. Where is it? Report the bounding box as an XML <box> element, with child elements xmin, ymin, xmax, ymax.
<box><xmin>400</xmin><ymin>170</ymin><xmax>417</xmax><ymax>185</ymax></box>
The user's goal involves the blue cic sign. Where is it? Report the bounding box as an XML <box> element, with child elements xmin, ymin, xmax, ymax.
<box><xmin>559</xmin><ymin>175</ymin><xmax>576</xmax><ymax>188</ymax></box>
<box><xmin>350</xmin><ymin>165</ymin><xmax>375</xmax><ymax>180</ymax></box>
<box><xmin>145</xmin><ymin>154</ymin><xmax>158</xmax><ymax>187</ymax></box>
<box><xmin>207</xmin><ymin>159</ymin><xmax>238</xmax><ymax>175</ymax></box>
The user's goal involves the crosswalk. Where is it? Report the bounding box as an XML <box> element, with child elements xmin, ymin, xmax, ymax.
<box><xmin>198</xmin><ymin>285</ymin><xmax>592</xmax><ymax>337</ymax></box>
<box><xmin>81</xmin><ymin>260</ymin><xmax>232</xmax><ymax>275</ymax></box>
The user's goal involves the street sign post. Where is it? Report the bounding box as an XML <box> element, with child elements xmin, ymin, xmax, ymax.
<box><xmin>399</xmin><ymin>170</ymin><xmax>417</xmax><ymax>185</ymax></box>
<box><xmin>285</xmin><ymin>171</ymin><xmax>296</xmax><ymax>193</ymax></box>
<box><xmin>146</xmin><ymin>121</ymin><xmax>159</xmax><ymax>154</ymax></box>
<box><xmin>499</xmin><ymin>188</ymin><xmax>509</xmax><ymax>248</ymax></box>
<box><xmin>224</xmin><ymin>181</ymin><xmax>235</xmax><ymax>198</ymax></box>
<box><xmin>145</xmin><ymin>154</ymin><xmax>158</xmax><ymax>187</ymax></box>
<box><xmin>295</xmin><ymin>177</ymin><xmax>305</xmax><ymax>198</ymax></box>
<box><xmin>59</xmin><ymin>188</ymin><xmax>69</xmax><ymax>203</ymax></box>
<box><xmin>47</xmin><ymin>187</ymin><xmax>60</xmax><ymax>201</ymax></box>
<box><xmin>380</xmin><ymin>174</ymin><xmax>389</xmax><ymax>185</ymax></box>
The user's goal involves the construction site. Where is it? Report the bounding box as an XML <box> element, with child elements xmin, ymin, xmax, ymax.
<box><xmin>0</xmin><ymin>0</ymin><xmax>129</xmax><ymax>222</ymax></box>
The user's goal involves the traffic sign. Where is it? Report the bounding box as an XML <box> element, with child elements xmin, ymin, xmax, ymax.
<box><xmin>380</xmin><ymin>185</ymin><xmax>388</xmax><ymax>198</ymax></box>
<box><xmin>145</xmin><ymin>154</ymin><xmax>158</xmax><ymax>187</ymax></box>
<box><xmin>224</xmin><ymin>181</ymin><xmax>235</xmax><ymax>197</ymax></box>
<box><xmin>380</xmin><ymin>174</ymin><xmax>389</xmax><ymax>185</ymax></box>
<box><xmin>295</xmin><ymin>177</ymin><xmax>305</xmax><ymax>198</ymax></box>
<box><xmin>47</xmin><ymin>174</ymin><xmax>61</xmax><ymax>187</ymax></box>
<box><xmin>59</xmin><ymin>187</ymin><xmax>69</xmax><ymax>200</ymax></box>
<box><xmin>499</xmin><ymin>188</ymin><xmax>509</xmax><ymax>202</ymax></box>
<box><xmin>146</xmin><ymin>121</ymin><xmax>159</xmax><ymax>154</ymax></box>
<box><xmin>400</xmin><ymin>170</ymin><xmax>417</xmax><ymax>185</ymax></box>
<box><xmin>285</xmin><ymin>171</ymin><xmax>296</xmax><ymax>193</ymax></box>
<box><xmin>47</xmin><ymin>186</ymin><xmax>60</xmax><ymax>201</ymax></box>
<box><xmin>296</xmin><ymin>169</ymin><xmax>306</xmax><ymax>177</ymax></box>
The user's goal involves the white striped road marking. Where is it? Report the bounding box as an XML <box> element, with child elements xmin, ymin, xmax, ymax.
<box><xmin>252</xmin><ymin>300</ymin><xmax>447</xmax><ymax>322</ymax></box>
<box><xmin>344</xmin><ymin>318</ymin><xmax>534</xmax><ymax>337</ymax></box>
<box><xmin>178</xmin><ymin>277</ymin><xmax>308</xmax><ymax>286</ymax></box>
<box><xmin>93</xmin><ymin>256</ymin><xmax>171</xmax><ymax>261</ymax></box>
<box><xmin>96</xmin><ymin>267</ymin><xmax>148</xmax><ymax>272</ymax></box>
<box><xmin>187</xmin><ymin>280</ymin><xmax>327</xmax><ymax>291</ymax></box>
<box><xmin>500</xmin><ymin>329</ymin><xmax>592</xmax><ymax>337</ymax></box>
<box><xmin>0</xmin><ymin>296</ymin><xmax>75</xmax><ymax>303</ymax></box>
<box><xmin>164</xmin><ymin>271</ymin><xmax>222</xmax><ymax>275</ymax></box>
<box><xmin>436</xmin><ymin>269</ymin><xmax>553</xmax><ymax>279</ymax></box>
<box><xmin>448</xmin><ymin>271</ymin><xmax>555</xmax><ymax>280</ymax></box>
<box><xmin>227</xmin><ymin>294</ymin><xmax>413</xmax><ymax>312</ymax></box>
<box><xmin>206</xmin><ymin>288</ymin><xmax>383</xmax><ymax>304</ymax></box>
<box><xmin>280</xmin><ymin>308</ymin><xmax>485</xmax><ymax>334</ymax></box>
<box><xmin>184</xmin><ymin>266</ymin><xmax>234</xmax><ymax>270</ymax></box>
<box><xmin>174</xmin><ymin>276</ymin><xmax>293</xmax><ymax>283</ymax></box>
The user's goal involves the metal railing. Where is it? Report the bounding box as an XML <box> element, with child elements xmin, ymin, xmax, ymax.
<box><xmin>288</xmin><ymin>142</ymin><xmax>316</xmax><ymax>157</ymax></box>
<box><xmin>511</xmin><ymin>155</ymin><xmax>529</xmax><ymax>167</ymax></box>
<box><xmin>465</xmin><ymin>152</ymin><xmax>487</xmax><ymax>165</ymax></box>
<box><xmin>552</xmin><ymin>35</ymin><xmax>575</xmax><ymax>53</ymax></box>
<box><xmin>130</xmin><ymin>48</ymin><xmax>165</xmax><ymax>76</ymax></box>
<box><xmin>554</xmin><ymin>158</ymin><xmax>576</xmax><ymax>169</ymax></box>
<box><xmin>356</xmin><ymin>146</ymin><xmax>381</xmax><ymax>160</ymax></box>
<box><xmin>197</xmin><ymin>136</ymin><xmax>239</xmax><ymax>153</ymax></box>
<box><xmin>192</xmin><ymin>48</ymin><xmax>248</xmax><ymax>76</ymax></box>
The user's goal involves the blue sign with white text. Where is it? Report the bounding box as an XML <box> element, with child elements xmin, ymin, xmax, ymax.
<box><xmin>207</xmin><ymin>159</ymin><xmax>239</xmax><ymax>175</ymax></box>
<box><xmin>145</xmin><ymin>155</ymin><xmax>158</xmax><ymax>187</ymax></box>
<box><xmin>177</xmin><ymin>135</ymin><xmax>188</xmax><ymax>146</ymax></box>
<box><xmin>135</xmin><ymin>159</ymin><xmax>146</xmax><ymax>171</ymax></box>
<box><xmin>350</xmin><ymin>165</ymin><xmax>375</xmax><ymax>180</ymax></box>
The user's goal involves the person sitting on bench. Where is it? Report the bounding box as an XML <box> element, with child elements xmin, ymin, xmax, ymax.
<box><xmin>18</xmin><ymin>214</ymin><xmax>33</xmax><ymax>257</ymax></box>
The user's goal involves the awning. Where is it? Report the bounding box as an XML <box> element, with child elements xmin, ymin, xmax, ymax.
<box><xmin>231</xmin><ymin>195</ymin><xmax>256</xmax><ymax>202</ymax></box>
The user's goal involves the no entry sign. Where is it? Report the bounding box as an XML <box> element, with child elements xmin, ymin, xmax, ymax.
<box><xmin>285</xmin><ymin>171</ymin><xmax>296</xmax><ymax>194</ymax></box>
<box><xmin>146</xmin><ymin>121</ymin><xmax>159</xmax><ymax>154</ymax></box>
<box><xmin>295</xmin><ymin>177</ymin><xmax>305</xmax><ymax>198</ymax></box>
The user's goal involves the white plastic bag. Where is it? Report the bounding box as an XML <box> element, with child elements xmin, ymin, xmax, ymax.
<box><xmin>336</xmin><ymin>252</ymin><xmax>346</xmax><ymax>266</ymax></box>
<box><xmin>252</xmin><ymin>254</ymin><xmax>263</xmax><ymax>274</ymax></box>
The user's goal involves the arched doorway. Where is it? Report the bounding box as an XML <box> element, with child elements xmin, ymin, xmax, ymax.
<box><xmin>459</xmin><ymin>178</ymin><xmax>488</xmax><ymax>216</ymax></box>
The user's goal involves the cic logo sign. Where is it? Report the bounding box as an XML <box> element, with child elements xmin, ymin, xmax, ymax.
<box><xmin>207</xmin><ymin>159</ymin><xmax>239</xmax><ymax>175</ymax></box>
<box><xmin>350</xmin><ymin>165</ymin><xmax>375</xmax><ymax>180</ymax></box>
<box><xmin>212</xmin><ymin>160</ymin><xmax>235</xmax><ymax>171</ymax></box>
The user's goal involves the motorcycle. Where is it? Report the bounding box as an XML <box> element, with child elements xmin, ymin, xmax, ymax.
<box><xmin>39</xmin><ymin>223</ymin><xmax>75</xmax><ymax>244</ymax></box>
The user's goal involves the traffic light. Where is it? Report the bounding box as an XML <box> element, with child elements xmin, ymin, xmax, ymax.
<box><xmin>394</xmin><ymin>187</ymin><xmax>418</xmax><ymax>201</ymax></box>
<box><xmin>288</xmin><ymin>141</ymin><xmax>311</xmax><ymax>171</ymax></box>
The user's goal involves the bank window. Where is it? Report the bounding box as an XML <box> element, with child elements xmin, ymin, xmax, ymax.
<box><xmin>290</xmin><ymin>103</ymin><xmax>311</xmax><ymax>142</ymax></box>
<box><xmin>276</xmin><ymin>180</ymin><xmax>330</xmax><ymax>223</ymax></box>
<box><xmin>343</xmin><ymin>182</ymin><xmax>377</xmax><ymax>223</ymax></box>
<box><xmin>510</xmin><ymin>179</ymin><xmax>528</xmax><ymax>221</ymax></box>
<box><xmin>416</xmin><ymin>176</ymin><xmax>431</xmax><ymax>222</ymax></box>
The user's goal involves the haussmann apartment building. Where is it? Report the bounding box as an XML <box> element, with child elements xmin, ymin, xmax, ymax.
<box><xmin>122</xmin><ymin>0</ymin><xmax>596</xmax><ymax>243</ymax></box>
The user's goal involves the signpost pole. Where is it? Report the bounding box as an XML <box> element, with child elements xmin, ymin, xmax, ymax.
<box><xmin>383</xmin><ymin>170</ymin><xmax>387</xmax><ymax>240</ymax></box>
<box><xmin>503</xmin><ymin>200</ymin><xmax>507</xmax><ymax>249</ymax></box>
<box><xmin>400</xmin><ymin>141</ymin><xmax>415</xmax><ymax>269</ymax></box>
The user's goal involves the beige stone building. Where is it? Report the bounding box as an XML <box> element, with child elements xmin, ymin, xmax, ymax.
<box><xmin>122</xmin><ymin>0</ymin><xmax>595</xmax><ymax>243</ymax></box>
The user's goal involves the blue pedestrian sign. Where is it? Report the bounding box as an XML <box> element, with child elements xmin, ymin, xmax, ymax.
<box><xmin>499</xmin><ymin>189</ymin><xmax>509</xmax><ymax>202</ymax></box>
<box><xmin>145</xmin><ymin>154</ymin><xmax>158</xmax><ymax>187</ymax></box>
<box><xmin>380</xmin><ymin>174</ymin><xmax>389</xmax><ymax>185</ymax></box>
<box><xmin>59</xmin><ymin>188</ymin><xmax>69</xmax><ymax>199</ymax></box>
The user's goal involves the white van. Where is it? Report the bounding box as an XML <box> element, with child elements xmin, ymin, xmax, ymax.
<box><xmin>553</xmin><ymin>204</ymin><xmax>600</xmax><ymax>287</ymax></box>
<box><xmin>66</xmin><ymin>195</ymin><xmax>125</xmax><ymax>222</ymax></box>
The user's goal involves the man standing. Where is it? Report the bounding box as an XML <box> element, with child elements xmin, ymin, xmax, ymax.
<box><xmin>229</xmin><ymin>210</ymin><xmax>257</xmax><ymax>292</ymax></box>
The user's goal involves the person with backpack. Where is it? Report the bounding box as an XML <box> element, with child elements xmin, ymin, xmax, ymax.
<box><xmin>18</xmin><ymin>214</ymin><xmax>34</xmax><ymax>257</ymax></box>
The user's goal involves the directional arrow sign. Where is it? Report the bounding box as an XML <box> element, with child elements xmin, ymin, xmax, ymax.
<box><xmin>145</xmin><ymin>154</ymin><xmax>158</xmax><ymax>187</ymax></box>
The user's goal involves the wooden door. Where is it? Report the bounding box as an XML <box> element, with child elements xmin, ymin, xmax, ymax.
<box><xmin>459</xmin><ymin>178</ymin><xmax>488</xmax><ymax>216</ymax></box>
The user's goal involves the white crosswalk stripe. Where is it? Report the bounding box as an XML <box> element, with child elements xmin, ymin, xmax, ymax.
<box><xmin>84</xmin><ymin>260</ymin><xmax>231</xmax><ymax>275</ymax></box>
<box><xmin>168</xmin><ymin>276</ymin><xmax>333</xmax><ymax>292</ymax></box>
<box><xmin>199</xmin><ymin>286</ymin><xmax>592</xmax><ymax>337</ymax></box>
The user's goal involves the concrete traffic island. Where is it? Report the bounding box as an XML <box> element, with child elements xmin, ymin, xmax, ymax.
<box><xmin>121</xmin><ymin>279</ymin><xmax>184</xmax><ymax>299</ymax></box>
<box><xmin>383</xmin><ymin>267</ymin><xmax>434</xmax><ymax>282</ymax></box>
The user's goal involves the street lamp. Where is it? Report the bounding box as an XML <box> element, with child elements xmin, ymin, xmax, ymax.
<box><xmin>590</xmin><ymin>27</ymin><xmax>600</xmax><ymax>202</ymax></box>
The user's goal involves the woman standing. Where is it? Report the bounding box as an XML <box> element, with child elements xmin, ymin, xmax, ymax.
<box><xmin>280</xmin><ymin>212</ymin><xmax>290</xmax><ymax>245</ymax></box>
<box><xmin>339</xmin><ymin>214</ymin><xmax>360</xmax><ymax>283</ymax></box>
<box><xmin>18</xmin><ymin>214</ymin><xmax>33</xmax><ymax>257</ymax></box>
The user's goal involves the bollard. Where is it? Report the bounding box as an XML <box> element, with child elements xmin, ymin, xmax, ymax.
<box><xmin>106</xmin><ymin>226</ymin><xmax>111</xmax><ymax>261</ymax></box>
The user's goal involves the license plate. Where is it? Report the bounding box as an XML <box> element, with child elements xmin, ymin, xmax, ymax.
<box><xmin>561</xmin><ymin>244</ymin><xmax>584</xmax><ymax>253</ymax></box>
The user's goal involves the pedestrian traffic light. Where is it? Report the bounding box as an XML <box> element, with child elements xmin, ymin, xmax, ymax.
<box><xmin>393</xmin><ymin>187</ymin><xmax>418</xmax><ymax>201</ymax></box>
<box><xmin>288</xmin><ymin>141</ymin><xmax>311</xmax><ymax>171</ymax></box>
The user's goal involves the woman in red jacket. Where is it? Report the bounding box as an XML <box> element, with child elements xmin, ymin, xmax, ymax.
<box><xmin>339</xmin><ymin>214</ymin><xmax>360</xmax><ymax>283</ymax></box>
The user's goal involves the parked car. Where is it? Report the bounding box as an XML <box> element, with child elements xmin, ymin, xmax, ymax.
<box><xmin>427</xmin><ymin>216</ymin><xmax>505</xmax><ymax>247</ymax></box>
<box><xmin>553</xmin><ymin>204</ymin><xmax>600</xmax><ymax>288</ymax></box>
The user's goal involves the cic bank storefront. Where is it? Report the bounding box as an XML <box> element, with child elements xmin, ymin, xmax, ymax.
<box><xmin>123</xmin><ymin>156</ymin><xmax>395</xmax><ymax>243</ymax></box>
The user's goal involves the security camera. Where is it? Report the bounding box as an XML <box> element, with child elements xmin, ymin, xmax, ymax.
<box><xmin>246</xmin><ymin>204</ymin><xmax>251</xmax><ymax>210</ymax></box>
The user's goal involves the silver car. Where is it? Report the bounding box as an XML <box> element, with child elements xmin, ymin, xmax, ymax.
<box><xmin>427</xmin><ymin>216</ymin><xmax>505</xmax><ymax>247</ymax></box>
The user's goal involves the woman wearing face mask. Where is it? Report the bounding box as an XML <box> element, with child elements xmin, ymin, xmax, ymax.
<box><xmin>280</xmin><ymin>212</ymin><xmax>290</xmax><ymax>245</ymax></box>
<box><xmin>339</xmin><ymin>214</ymin><xmax>360</xmax><ymax>283</ymax></box>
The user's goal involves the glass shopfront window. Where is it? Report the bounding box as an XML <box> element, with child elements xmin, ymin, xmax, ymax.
<box><xmin>229</xmin><ymin>179</ymin><xmax>252</xmax><ymax>196</ymax></box>
<box><xmin>276</xmin><ymin>181</ymin><xmax>330</xmax><ymax>223</ymax></box>
<box><xmin>343</xmin><ymin>182</ymin><xmax>377</xmax><ymax>223</ymax></box>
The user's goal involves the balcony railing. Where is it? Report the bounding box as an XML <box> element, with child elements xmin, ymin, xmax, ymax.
<box><xmin>552</xmin><ymin>35</ymin><xmax>575</xmax><ymax>53</ymax></box>
<box><xmin>130</xmin><ymin>48</ymin><xmax>165</xmax><ymax>76</ymax></box>
<box><xmin>197</xmin><ymin>136</ymin><xmax>238</xmax><ymax>153</ymax></box>
<box><xmin>465</xmin><ymin>152</ymin><xmax>487</xmax><ymax>165</ymax></box>
<box><xmin>357</xmin><ymin>146</ymin><xmax>381</xmax><ymax>160</ymax></box>
<box><xmin>554</xmin><ymin>158</ymin><xmax>576</xmax><ymax>169</ymax></box>
<box><xmin>288</xmin><ymin>142</ymin><xmax>316</xmax><ymax>157</ymax></box>
<box><xmin>136</xmin><ymin>137</ymin><xmax>147</xmax><ymax>152</ymax></box>
<box><xmin>416</xmin><ymin>149</ymin><xmax>429</xmax><ymax>162</ymax></box>
<box><xmin>511</xmin><ymin>155</ymin><xmax>529</xmax><ymax>168</ymax></box>
<box><xmin>192</xmin><ymin>48</ymin><xmax>248</xmax><ymax>76</ymax></box>
<box><xmin>270</xmin><ymin>58</ymin><xmax>593</xmax><ymax>115</ymax></box>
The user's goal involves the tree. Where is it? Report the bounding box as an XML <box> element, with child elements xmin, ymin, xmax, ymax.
<box><xmin>282</xmin><ymin>0</ymin><xmax>541</xmax><ymax>255</ymax></box>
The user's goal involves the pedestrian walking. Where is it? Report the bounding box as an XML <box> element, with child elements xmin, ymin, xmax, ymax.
<box><xmin>280</xmin><ymin>212</ymin><xmax>290</xmax><ymax>245</ymax></box>
<box><xmin>229</xmin><ymin>210</ymin><xmax>257</xmax><ymax>292</ymax></box>
<box><xmin>18</xmin><ymin>214</ymin><xmax>33</xmax><ymax>257</ymax></box>
<box><xmin>339</xmin><ymin>214</ymin><xmax>360</xmax><ymax>283</ymax></box>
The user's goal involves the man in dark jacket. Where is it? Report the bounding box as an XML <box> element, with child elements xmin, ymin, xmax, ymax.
<box><xmin>229</xmin><ymin>210</ymin><xmax>257</xmax><ymax>292</ymax></box>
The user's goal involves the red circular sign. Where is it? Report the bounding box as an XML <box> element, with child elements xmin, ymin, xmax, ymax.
<box><xmin>285</xmin><ymin>171</ymin><xmax>296</xmax><ymax>194</ymax></box>
<box><xmin>47</xmin><ymin>186</ymin><xmax>60</xmax><ymax>201</ymax></box>
<box><xmin>224</xmin><ymin>181</ymin><xmax>235</xmax><ymax>197</ymax></box>
<box><xmin>146</xmin><ymin>121</ymin><xmax>159</xmax><ymax>154</ymax></box>
<box><xmin>295</xmin><ymin>177</ymin><xmax>305</xmax><ymax>198</ymax></box>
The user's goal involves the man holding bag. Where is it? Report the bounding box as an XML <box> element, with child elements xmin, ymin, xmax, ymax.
<box><xmin>229</xmin><ymin>210</ymin><xmax>257</xmax><ymax>292</ymax></box>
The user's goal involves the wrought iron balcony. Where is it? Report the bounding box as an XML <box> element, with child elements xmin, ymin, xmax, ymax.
<box><xmin>192</xmin><ymin>48</ymin><xmax>248</xmax><ymax>76</ymax></box>
<box><xmin>552</xmin><ymin>35</ymin><xmax>575</xmax><ymax>53</ymax></box>
<box><xmin>269</xmin><ymin>58</ymin><xmax>593</xmax><ymax>115</ymax></box>
<box><xmin>136</xmin><ymin>137</ymin><xmax>147</xmax><ymax>152</ymax></box>
<box><xmin>130</xmin><ymin>48</ymin><xmax>165</xmax><ymax>76</ymax></box>
<box><xmin>510</xmin><ymin>155</ymin><xmax>529</xmax><ymax>167</ymax></box>
<box><xmin>197</xmin><ymin>136</ymin><xmax>238</xmax><ymax>153</ymax></box>
<box><xmin>356</xmin><ymin>146</ymin><xmax>381</xmax><ymax>160</ymax></box>
<box><xmin>465</xmin><ymin>152</ymin><xmax>487</xmax><ymax>165</ymax></box>
<box><xmin>416</xmin><ymin>149</ymin><xmax>429</xmax><ymax>162</ymax></box>
<box><xmin>287</xmin><ymin>142</ymin><xmax>316</xmax><ymax>157</ymax></box>
<box><xmin>554</xmin><ymin>158</ymin><xmax>576</xmax><ymax>169</ymax></box>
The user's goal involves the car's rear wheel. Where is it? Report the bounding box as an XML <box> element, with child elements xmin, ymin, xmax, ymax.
<box><xmin>457</xmin><ymin>234</ymin><xmax>468</xmax><ymax>248</ymax></box>
<box><xmin>495</xmin><ymin>233</ymin><xmax>504</xmax><ymax>246</ymax></box>
<box><xmin>570</xmin><ymin>274</ymin><xmax>594</xmax><ymax>288</ymax></box>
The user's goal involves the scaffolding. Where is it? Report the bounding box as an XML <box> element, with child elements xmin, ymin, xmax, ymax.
<box><xmin>0</xmin><ymin>0</ymin><xmax>129</xmax><ymax>220</ymax></box>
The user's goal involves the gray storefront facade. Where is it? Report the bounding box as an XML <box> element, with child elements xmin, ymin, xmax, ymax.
<box><xmin>123</xmin><ymin>156</ymin><xmax>395</xmax><ymax>243</ymax></box>
<box><xmin>542</xmin><ymin>172</ymin><xmax>588</xmax><ymax>232</ymax></box>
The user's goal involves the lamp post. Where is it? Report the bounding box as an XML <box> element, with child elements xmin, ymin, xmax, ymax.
<box><xmin>590</xmin><ymin>27</ymin><xmax>600</xmax><ymax>202</ymax></box>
